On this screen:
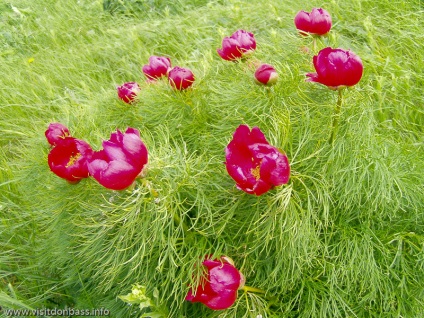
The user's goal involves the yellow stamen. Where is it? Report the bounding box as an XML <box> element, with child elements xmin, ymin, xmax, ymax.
<box><xmin>250</xmin><ymin>165</ymin><xmax>261</xmax><ymax>180</ymax></box>
<box><xmin>66</xmin><ymin>152</ymin><xmax>81</xmax><ymax>168</ymax></box>
<box><xmin>60</xmin><ymin>131</ymin><xmax>70</xmax><ymax>139</ymax></box>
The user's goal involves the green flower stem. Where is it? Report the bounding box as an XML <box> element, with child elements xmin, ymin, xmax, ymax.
<box><xmin>312</xmin><ymin>37</ymin><xmax>317</xmax><ymax>52</ymax></box>
<box><xmin>329</xmin><ymin>88</ymin><xmax>344</xmax><ymax>144</ymax></box>
<box><xmin>242</xmin><ymin>285</ymin><xmax>266</xmax><ymax>294</ymax></box>
<box><xmin>242</xmin><ymin>285</ymin><xmax>278</xmax><ymax>304</ymax></box>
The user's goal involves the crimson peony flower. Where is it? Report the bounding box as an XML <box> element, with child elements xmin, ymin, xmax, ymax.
<box><xmin>217</xmin><ymin>30</ymin><xmax>256</xmax><ymax>61</ymax></box>
<box><xmin>254</xmin><ymin>64</ymin><xmax>278</xmax><ymax>86</ymax></box>
<box><xmin>168</xmin><ymin>66</ymin><xmax>195</xmax><ymax>90</ymax></box>
<box><xmin>186</xmin><ymin>256</ymin><xmax>245</xmax><ymax>310</ymax></box>
<box><xmin>142</xmin><ymin>56</ymin><xmax>172</xmax><ymax>81</ymax></box>
<box><xmin>306</xmin><ymin>47</ymin><xmax>363</xmax><ymax>90</ymax></box>
<box><xmin>117</xmin><ymin>82</ymin><xmax>141</xmax><ymax>104</ymax></box>
<box><xmin>48</xmin><ymin>137</ymin><xmax>92</xmax><ymax>183</ymax></box>
<box><xmin>87</xmin><ymin>128</ymin><xmax>148</xmax><ymax>190</ymax></box>
<box><xmin>225</xmin><ymin>125</ymin><xmax>290</xmax><ymax>196</ymax></box>
<box><xmin>294</xmin><ymin>8</ymin><xmax>332</xmax><ymax>36</ymax></box>
<box><xmin>45</xmin><ymin>123</ymin><xmax>71</xmax><ymax>146</ymax></box>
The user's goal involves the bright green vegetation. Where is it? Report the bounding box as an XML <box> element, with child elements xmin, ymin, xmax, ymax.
<box><xmin>1</xmin><ymin>0</ymin><xmax>423</xmax><ymax>317</ymax></box>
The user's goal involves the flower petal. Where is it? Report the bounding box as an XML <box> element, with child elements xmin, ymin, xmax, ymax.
<box><xmin>96</xmin><ymin>160</ymin><xmax>138</xmax><ymax>190</ymax></box>
<box><xmin>259</xmin><ymin>153</ymin><xmax>290</xmax><ymax>186</ymax></box>
<box><xmin>102</xmin><ymin>140</ymin><xmax>128</xmax><ymax>161</ymax></box>
<box><xmin>203</xmin><ymin>289</ymin><xmax>238</xmax><ymax>310</ymax></box>
<box><xmin>209</xmin><ymin>263</ymin><xmax>241</xmax><ymax>293</ymax></box>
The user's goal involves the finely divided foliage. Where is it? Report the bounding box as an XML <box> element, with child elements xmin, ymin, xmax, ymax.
<box><xmin>0</xmin><ymin>0</ymin><xmax>423</xmax><ymax>317</ymax></box>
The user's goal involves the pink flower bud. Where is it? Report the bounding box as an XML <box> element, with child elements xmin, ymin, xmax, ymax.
<box><xmin>168</xmin><ymin>66</ymin><xmax>195</xmax><ymax>90</ymax></box>
<box><xmin>186</xmin><ymin>255</ymin><xmax>244</xmax><ymax>310</ymax></box>
<box><xmin>254</xmin><ymin>64</ymin><xmax>278</xmax><ymax>86</ymax></box>
<box><xmin>142</xmin><ymin>56</ymin><xmax>172</xmax><ymax>80</ymax></box>
<box><xmin>294</xmin><ymin>8</ymin><xmax>332</xmax><ymax>36</ymax></box>
<box><xmin>117</xmin><ymin>82</ymin><xmax>141</xmax><ymax>104</ymax></box>
<box><xmin>45</xmin><ymin>123</ymin><xmax>71</xmax><ymax>146</ymax></box>
<box><xmin>306</xmin><ymin>47</ymin><xmax>363</xmax><ymax>90</ymax></box>
<box><xmin>217</xmin><ymin>30</ymin><xmax>256</xmax><ymax>61</ymax></box>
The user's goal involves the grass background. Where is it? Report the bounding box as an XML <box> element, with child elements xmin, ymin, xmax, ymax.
<box><xmin>1</xmin><ymin>0</ymin><xmax>423</xmax><ymax>317</ymax></box>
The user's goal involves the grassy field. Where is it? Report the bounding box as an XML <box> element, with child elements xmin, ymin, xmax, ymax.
<box><xmin>1</xmin><ymin>0</ymin><xmax>423</xmax><ymax>317</ymax></box>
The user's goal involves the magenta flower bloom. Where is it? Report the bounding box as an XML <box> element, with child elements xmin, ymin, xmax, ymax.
<box><xmin>306</xmin><ymin>47</ymin><xmax>363</xmax><ymax>90</ymax></box>
<box><xmin>168</xmin><ymin>66</ymin><xmax>195</xmax><ymax>90</ymax></box>
<box><xmin>142</xmin><ymin>56</ymin><xmax>172</xmax><ymax>80</ymax></box>
<box><xmin>48</xmin><ymin>137</ymin><xmax>92</xmax><ymax>183</ymax></box>
<box><xmin>45</xmin><ymin>123</ymin><xmax>71</xmax><ymax>146</ymax></box>
<box><xmin>217</xmin><ymin>30</ymin><xmax>256</xmax><ymax>61</ymax></box>
<box><xmin>87</xmin><ymin>128</ymin><xmax>148</xmax><ymax>190</ymax></box>
<box><xmin>254</xmin><ymin>64</ymin><xmax>278</xmax><ymax>86</ymax></box>
<box><xmin>117</xmin><ymin>82</ymin><xmax>141</xmax><ymax>104</ymax></box>
<box><xmin>186</xmin><ymin>256</ymin><xmax>244</xmax><ymax>310</ymax></box>
<box><xmin>225</xmin><ymin>125</ymin><xmax>290</xmax><ymax>196</ymax></box>
<box><xmin>294</xmin><ymin>8</ymin><xmax>332</xmax><ymax>36</ymax></box>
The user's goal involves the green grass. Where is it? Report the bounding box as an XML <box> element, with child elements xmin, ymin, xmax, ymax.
<box><xmin>1</xmin><ymin>0</ymin><xmax>423</xmax><ymax>317</ymax></box>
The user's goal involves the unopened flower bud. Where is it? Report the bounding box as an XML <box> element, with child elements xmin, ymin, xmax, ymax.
<box><xmin>254</xmin><ymin>64</ymin><xmax>278</xmax><ymax>86</ymax></box>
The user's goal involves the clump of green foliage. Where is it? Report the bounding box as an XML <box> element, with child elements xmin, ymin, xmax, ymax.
<box><xmin>1</xmin><ymin>0</ymin><xmax>423</xmax><ymax>317</ymax></box>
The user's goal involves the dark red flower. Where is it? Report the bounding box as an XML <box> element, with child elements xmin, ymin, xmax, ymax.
<box><xmin>117</xmin><ymin>82</ymin><xmax>141</xmax><ymax>104</ymax></box>
<box><xmin>186</xmin><ymin>256</ymin><xmax>244</xmax><ymax>310</ymax></box>
<box><xmin>306</xmin><ymin>47</ymin><xmax>363</xmax><ymax>89</ymax></box>
<box><xmin>168</xmin><ymin>66</ymin><xmax>195</xmax><ymax>90</ymax></box>
<box><xmin>217</xmin><ymin>30</ymin><xmax>256</xmax><ymax>61</ymax></box>
<box><xmin>87</xmin><ymin>128</ymin><xmax>148</xmax><ymax>190</ymax></box>
<box><xmin>45</xmin><ymin>123</ymin><xmax>71</xmax><ymax>146</ymax></box>
<box><xmin>294</xmin><ymin>8</ymin><xmax>332</xmax><ymax>36</ymax></box>
<box><xmin>254</xmin><ymin>64</ymin><xmax>278</xmax><ymax>86</ymax></box>
<box><xmin>142</xmin><ymin>56</ymin><xmax>172</xmax><ymax>80</ymax></box>
<box><xmin>225</xmin><ymin>125</ymin><xmax>290</xmax><ymax>196</ymax></box>
<box><xmin>48</xmin><ymin>137</ymin><xmax>92</xmax><ymax>183</ymax></box>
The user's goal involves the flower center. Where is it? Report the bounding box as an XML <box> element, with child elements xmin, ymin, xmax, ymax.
<box><xmin>250</xmin><ymin>165</ymin><xmax>261</xmax><ymax>180</ymax></box>
<box><xmin>66</xmin><ymin>152</ymin><xmax>81</xmax><ymax>168</ymax></box>
<box><xmin>61</xmin><ymin>131</ymin><xmax>70</xmax><ymax>139</ymax></box>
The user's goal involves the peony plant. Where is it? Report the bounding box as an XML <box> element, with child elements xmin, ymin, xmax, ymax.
<box><xmin>217</xmin><ymin>29</ymin><xmax>256</xmax><ymax>61</ymax></box>
<box><xmin>117</xmin><ymin>82</ymin><xmax>141</xmax><ymax>104</ymax></box>
<box><xmin>306</xmin><ymin>47</ymin><xmax>364</xmax><ymax>143</ymax></box>
<box><xmin>45</xmin><ymin>122</ymin><xmax>71</xmax><ymax>146</ymax></box>
<box><xmin>47</xmin><ymin>137</ymin><xmax>93</xmax><ymax>183</ymax></box>
<box><xmin>168</xmin><ymin>66</ymin><xmax>195</xmax><ymax>90</ymax></box>
<box><xmin>87</xmin><ymin>127</ymin><xmax>148</xmax><ymax>190</ymax></box>
<box><xmin>142</xmin><ymin>56</ymin><xmax>172</xmax><ymax>81</ymax></box>
<box><xmin>186</xmin><ymin>256</ymin><xmax>245</xmax><ymax>310</ymax></box>
<box><xmin>254</xmin><ymin>63</ymin><xmax>278</xmax><ymax>86</ymax></box>
<box><xmin>294</xmin><ymin>8</ymin><xmax>332</xmax><ymax>36</ymax></box>
<box><xmin>225</xmin><ymin>124</ymin><xmax>290</xmax><ymax>196</ymax></box>
<box><xmin>306</xmin><ymin>47</ymin><xmax>363</xmax><ymax>90</ymax></box>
